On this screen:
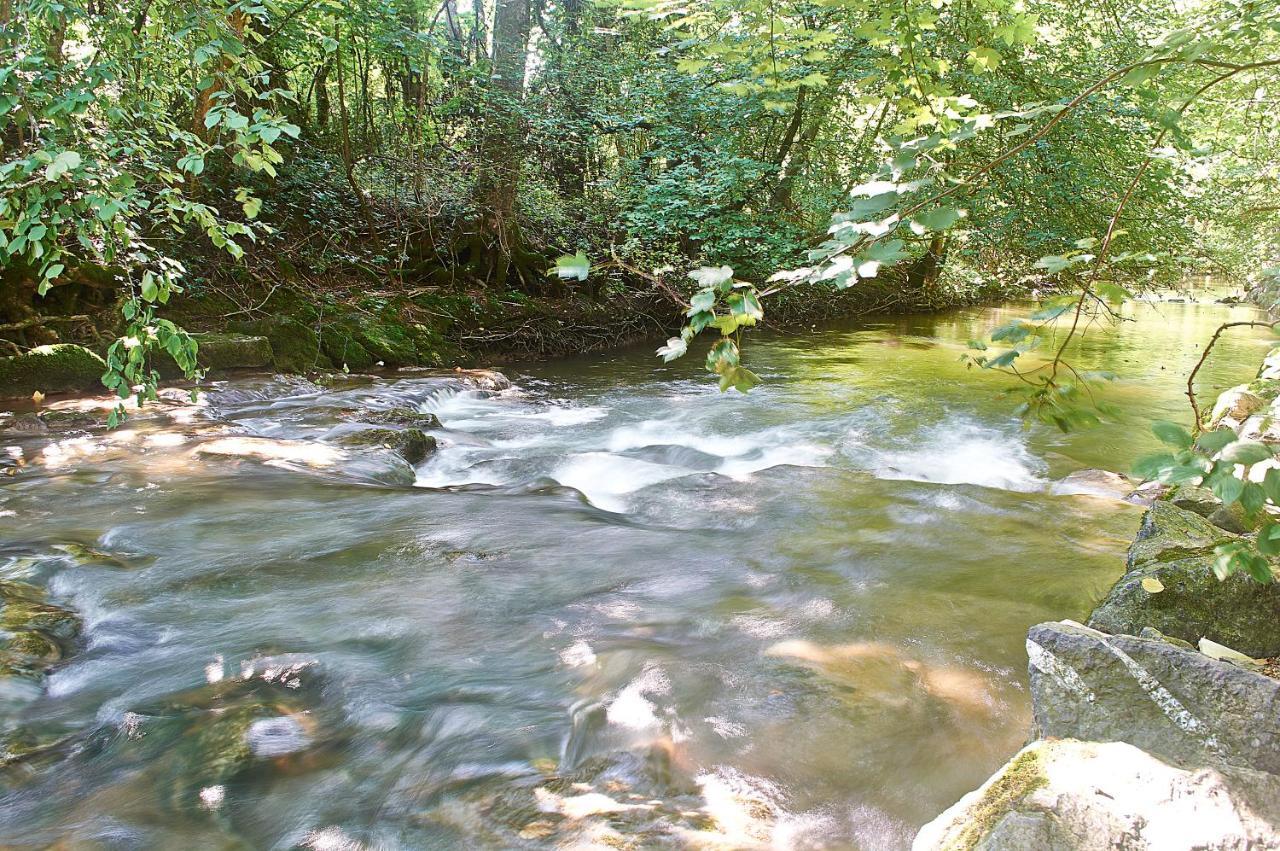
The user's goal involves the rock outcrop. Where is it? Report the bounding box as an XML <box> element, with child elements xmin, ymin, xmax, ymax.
<box><xmin>1087</xmin><ymin>502</ymin><xmax>1280</xmax><ymax>657</ymax></box>
<box><xmin>912</xmin><ymin>739</ymin><xmax>1280</xmax><ymax>851</ymax></box>
<box><xmin>1027</xmin><ymin>620</ymin><xmax>1280</xmax><ymax>775</ymax></box>
<box><xmin>191</xmin><ymin>333</ymin><xmax>273</xmax><ymax>373</ymax></box>
<box><xmin>0</xmin><ymin>344</ymin><xmax>107</xmax><ymax>398</ymax></box>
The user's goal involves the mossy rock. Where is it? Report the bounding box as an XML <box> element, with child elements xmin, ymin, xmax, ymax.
<box><xmin>0</xmin><ymin>344</ymin><xmax>106</xmax><ymax>398</ymax></box>
<box><xmin>354</xmin><ymin>318</ymin><xmax>418</xmax><ymax>366</ymax></box>
<box><xmin>0</xmin><ymin>580</ymin><xmax>82</xmax><ymax>679</ymax></box>
<box><xmin>192</xmin><ymin>333</ymin><xmax>273</xmax><ymax>373</ymax></box>
<box><xmin>1123</xmin><ymin>499</ymin><xmax>1228</xmax><ymax>569</ymax></box>
<box><xmin>337</xmin><ymin>427</ymin><xmax>436</xmax><ymax>464</ymax></box>
<box><xmin>348</xmin><ymin>408</ymin><xmax>442</xmax><ymax>429</ymax></box>
<box><xmin>228</xmin><ymin>318</ymin><xmax>330</xmax><ymax>374</ymax></box>
<box><xmin>319</xmin><ymin>323</ymin><xmax>377</xmax><ymax>371</ymax></box>
<box><xmin>1167</xmin><ymin>484</ymin><xmax>1218</xmax><ymax>518</ymax></box>
<box><xmin>1087</xmin><ymin>502</ymin><xmax>1280</xmax><ymax>656</ymax></box>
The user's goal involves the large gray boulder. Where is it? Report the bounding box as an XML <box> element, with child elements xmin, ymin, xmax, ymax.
<box><xmin>0</xmin><ymin>344</ymin><xmax>106</xmax><ymax>398</ymax></box>
<box><xmin>1087</xmin><ymin>502</ymin><xmax>1280</xmax><ymax>656</ymax></box>
<box><xmin>912</xmin><ymin>739</ymin><xmax>1280</xmax><ymax>851</ymax></box>
<box><xmin>1027</xmin><ymin>621</ymin><xmax>1280</xmax><ymax>775</ymax></box>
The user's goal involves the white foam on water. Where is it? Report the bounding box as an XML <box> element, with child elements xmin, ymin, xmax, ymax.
<box><xmin>559</xmin><ymin>640</ymin><xmax>597</xmax><ymax>668</ymax></box>
<box><xmin>862</xmin><ymin>420</ymin><xmax>1045</xmax><ymax>492</ymax></box>
<box><xmin>606</xmin><ymin>665</ymin><xmax>670</xmax><ymax>731</ymax></box>
<box><xmin>510</xmin><ymin>405</ymin><xmax>610</xmax><ymax>427</ymax></box>
<box><xmin>716</xmin><ymin>441</ymin><xmax>832</xmax><ymax>480</ymax></box>
<box><xmin>552</xmin><ymin>452</ymin><xmax>688</xmax><ymax>512</ymax></box>
<box><xmin>606</xmin><ymin>419</ymin><xmax>756</xmax><ymax>457</ymax></box>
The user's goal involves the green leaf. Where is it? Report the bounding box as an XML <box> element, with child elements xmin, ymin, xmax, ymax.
<box><xmin>688</xmin><ymin>266</ymin><xmax>734</xmax><ymax>289</ymax></box>
<box><xmin>688</xmin><ymin>289</ymin><xmax>717</xmax><ymax>314</ymax></box>
<box><xmin>1212</xmin><ymin>475</ymin><xmax>1244</xmax><ymax>505</ymax></box>
<box><xmin>552</xmin><ymin>250</ymin><xmax>590</xmax><ymax>282</ymax></box>
<box><xmin>1241</xmin><ymin>482</ymin><xmax>1267</xmax><ymax>516</ymax></box>
<box><xmin>909</xmin><ymin>207</ymin><xmax>961</xmax><ymax>234</ymax></box>
<box><xmin>1151</xmin><ymin>420</ymin><xmax>1192</xmax><ymax>448</ymax></box>
<box><xmin>1221</xmin><ymin>440</ymin><xmax>1273</xmax><ymax>465</ymax></box>
<box><xmin>1196</xmin><ymin>428</ymin><xmax>1238</xmax><ymax>454</ymax></box>
<box><xmin>656</xmin><ymin>336</ymin><xmax>687</xmax><ymax>362</ymax></box>
<box><xmin>43</xmin><ymin>150</ymin><xmax>81</xmax><ymax>182</ymax></box>
<box><xmin>1120</xmin><ymin>63</ymin><xmax>1164</xmax><ymax>87</ymax></box>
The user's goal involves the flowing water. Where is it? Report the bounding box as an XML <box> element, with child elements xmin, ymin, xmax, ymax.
<box><xmin>0</xmin><ymin>295</ymin><xmax>1271</xmax><ymax>849</ymax></box>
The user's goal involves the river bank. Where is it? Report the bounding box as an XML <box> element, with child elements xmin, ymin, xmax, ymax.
<box><xmin>1</xmin><ymin>261</ymin><xmax>1022</xmax><ymax>399</ymax></box>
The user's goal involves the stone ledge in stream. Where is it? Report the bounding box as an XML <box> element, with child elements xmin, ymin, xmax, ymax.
<box><xmin>1086</xmin><ymin>502</ymin><xmax>1280</xmax><ymax>656</ymax></box>
<box><xmin>911</xmin><ymin>739</ymin><xmax>1280</xmax><ymax>851</ymax></box>
<box><xmin>1027</xmin><ymin>621</ymin><xmax>1280</xmax><ymax>775</ymax></box>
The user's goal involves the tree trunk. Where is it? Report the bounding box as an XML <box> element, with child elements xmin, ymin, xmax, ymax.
<box><xmin>335</xmin><ymin>25</ymin><xmax>373</xmax><ymax>230</ymax></box>
<box><xmin>907</xmin><ymin>234</ymin><xmax>949</xmax><ymax>301</ymax></box>
<box><xmin>314</xmin><ymin>59</ymin><xmax>332</xmax><ymax>130</ymax></box>
<box><xmin>470</xmin><ymin>0</ymin><xmax>533</xmax><ymax>288</ymax></box>
<box><xmin>193</xmin><ymin>7</ymin><xmax>246</xmax><ymax>140</ymax></box>
<box><xmin>768</xmin><ymin>84</ymin><xmax>835</xmax><ymax>212</ymax></box>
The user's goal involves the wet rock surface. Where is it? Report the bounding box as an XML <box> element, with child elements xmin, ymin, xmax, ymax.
<box><xmin>1027</xmin><ymin>621</ymin><xmax>1280</xmax><ymax>775</ymax></box>
<box><xmin>335</xmin><ymin>426</ymin><xmax>435</xmax><ymax>465</ymax></box>
<box><xmin>1087</xmin><ymin>502</ymin><xmax>1280</xmax><ymax>656</ymax></box>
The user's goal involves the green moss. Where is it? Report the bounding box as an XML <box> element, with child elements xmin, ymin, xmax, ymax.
<box><xmin>1246</xmin><ymin>378</ymin><xmax>1280</xmax><ymax>402</ymax></box>
<box><xmin>319</xmin><ymin>320</ymin><xmax>377</xmax><ymax>370</ymax></box>
<box><xmin>355</xmin><ymin>317</ymin><xmax>418</xmax><ymax>366</ymax></box>
<box><xmin>338</xmin><ymin>427</ymin><xmax>436</xmax><ymax>464</ymax></box>
<box><xmin>0</xmin><ymin>344</ymin><xmax>107</xmax><ymax>398</ymax></box>
<box><xmin>351</xmin><ymin>408</ymin><xmax>442</xmax><ymax>429</ymax></box>
<box><xmin>191</xmin><ymin>333</ymin><xmax>273</xmax><ymax>372</ymax></box>
<box><xmin>949</xmin><ymin>747</ymin><xmax>1046</xmax><ymax>851</ymax></box>
<box><xmin>229</xmin><ymin>317</ymin><xmax>330</xmax><ymax>374</ymax></box>
<box><xmin>0</xmin><ymin>580</ymin><xmax>81</xmax><ymax>678</ymax></box>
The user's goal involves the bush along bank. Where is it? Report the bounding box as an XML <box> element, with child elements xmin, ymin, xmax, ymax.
<box><xmin>0</xmin><ymin>261</ymin><xmax>995</xmax><ymax>401</ymax></box>
<box><xmin>913</xmin><ymin>375</ymin><xmax>1280</xmax><ymax>849</ymax></box>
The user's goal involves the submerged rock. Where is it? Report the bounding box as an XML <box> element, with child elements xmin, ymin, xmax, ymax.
<box><xmin>1027</xmin><ymin>621</ymin><xmax>1280</xmax><ymax>774</ymax></box>
<box><xmin>0</xmin><ymin>580</ymin><xmax>81</xmax><ymax>679</ymax></box>
<box><xmin>122</xmin><ymin>655</ymin><xmax>329</xmax><ymax>814</ymax></box>
<box><xmin>336</xmin><ymin>427</ymin><xmax>435</xmax><ymax>464</ymax></box>
<box><xmin>347</xmin><ymin>407</ymin><xmax>442</xmax><ymax>430</ymax></box>
<box><xmin>1052</xmin><ymin>469</ymin><xmax>1134</xmax><ymax>500</ymax></box>
<box><xmin>912</xmin><ymin>739</ymin><xmax>1280</xmax><ymax>851</ymax></box>
<box><xmin>1087</xmin><ymin>502</ymin><xmax>1280</xmax><ymax>656</ymax></box>
<box><xmin>194</xmin><ymin>436</ymin><xmax>348</xmax><ymax>468</ymax></box>
<box><xmin>0</xmin><ymin>344</ymin><xmax>107</xmax><ymax>398</ymax></box>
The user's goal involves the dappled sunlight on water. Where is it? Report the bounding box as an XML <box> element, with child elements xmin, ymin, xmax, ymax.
<box><xmin>0</xmin><ymin>297</ymin><xmax>1271</xmax><ymax>848</ymax></box>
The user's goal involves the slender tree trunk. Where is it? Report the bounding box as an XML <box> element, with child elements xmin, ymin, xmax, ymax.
<box><xmin>193</xmin><ymin>8</ymin><xmax>246</xmax><ymax>139</ymax></box>
<box><xmin>335</xmin><ymin>24</ymin><xmax>373</xmax><ymax>230</ymax></box>
<box><xmin>314</xmin><ymin>58</ymin><xmax>332</xmax><ymax>130</ymax></box>
<box><xmin>769</xmin><ymin>84</ymin><xmax>837</xmax><ymax>211</ymax></box>
<box><xmin>471</xmin><ymin>0</ymin><xmax>533</xmax><ymax>288</ymax></box>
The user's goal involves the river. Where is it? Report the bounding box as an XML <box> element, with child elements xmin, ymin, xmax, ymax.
<box><xmin>0</xmin><ymin>295</ymin><xmax>1271</xmax><ymax>849</ymax></box>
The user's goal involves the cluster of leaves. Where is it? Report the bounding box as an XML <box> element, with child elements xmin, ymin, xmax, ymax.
<box><xmin>656</xmin><ymin>265</ymin><xmax>763</xmax><ymax>392</ymax></box>
<box><xmin>1138</xmin><ymin>420</ymin><xmax>1280</xmax><ymax>583</ymax></box>
<box><xmin>2</xmin><ymin>0</ymin><xmax>299</xmax><ymax>418</ymax></box>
